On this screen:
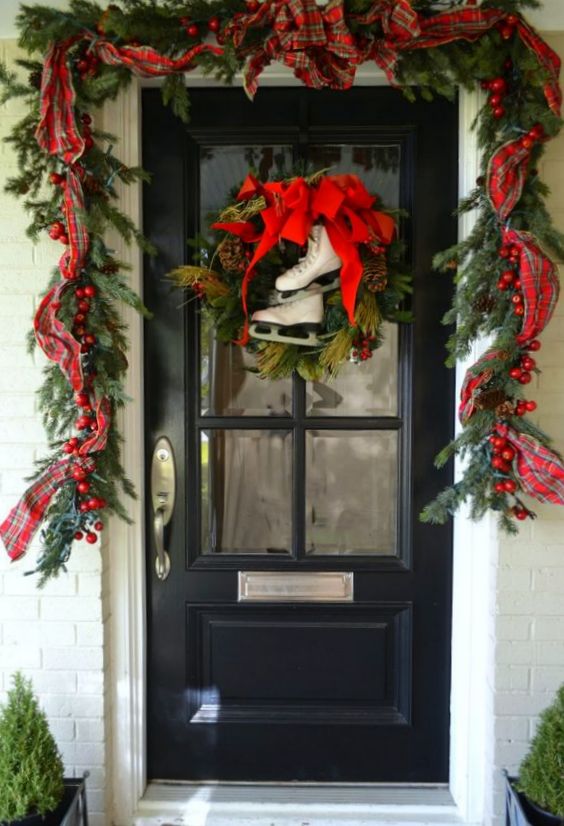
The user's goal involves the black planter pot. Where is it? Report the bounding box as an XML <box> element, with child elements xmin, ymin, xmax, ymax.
<box><xmin>6</xmin><ymin>777</ymin><xmax>88</xmax><ymax>826</ymax></box>
<box><xmin>505</xmin><ymin>773</ymin><xmax>564</xmax><ymax>826</ymax></box>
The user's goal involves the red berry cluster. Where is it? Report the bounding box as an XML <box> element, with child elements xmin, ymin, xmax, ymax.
<box><xmin>351</xmin><ymin>334</ymin><xmax>377</xmax><ymax>362</ymax></box>
<box><xmin>76</xmin><ymin>50</ymin><xmax>100</xmax><ymax>80</ymax></box>
<box><xmin>180</xmin><ymin>15</ymin><xmax>221</xmax><ymax>39</ymax></box>
<box><xmin>497</xmin><ymin>242</ymin><xmax>524</xmax><ymax>316</ymax></box>
<box><xmin>481</xmin><ymin>76</ymin><xmax>508</xmax><ymax>120</ymax></box>
<box><xmin>72</xmin><ymin>284</ymin><xmax>98</xmax><ymax>354</ymax></box>
<box><xmin>488</xmin><ymin>434</ymin><xmax>532</xmax><ymax>521</ymax></box>
<box><xmin>497</xmin><ymin>13</ymin><xmax>519</xmax><ymax>42</ymax></box>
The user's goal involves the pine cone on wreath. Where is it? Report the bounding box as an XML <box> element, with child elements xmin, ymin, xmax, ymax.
<box><xmin>218</xmin><ymin>236</ymin><xmax>246</xmax><ymax>272</ymax></box>
<box><xmin>362</xmin><ymin>253</ymin><xmax>388</xmax><ymax>293</ymax></box>
<box><xmin>474</xmin><ymin>388</ymin><xmax>507</xmax><ymax>411</ymax></box>
<box><xmin>472</xmin><ymin>293</ymin><xmax>496</xmax><ymax>314</ymax></box>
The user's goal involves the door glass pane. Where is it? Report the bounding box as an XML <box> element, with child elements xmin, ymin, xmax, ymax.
<box><xmin>201</xmin><ymin>429</ymin><xmax>292</xmax><ymax>554</ymax></box>
<box><xmin>200</xmin><ymin>144</ymin><xmax>292</xmax><ymax>231</ymax></box>
<box><xmin>306</xmin><ymin>430</ymin><xmax>399</xmax><ymax>556</ymax></box>
<box><xmin>307</xmin><ymin>144</ymin><xmax>401</xmax><ymax>208</ymax></box>
<box><xmin>201</xmin><ymin>316</ymin><xmax>292</xmax><ymax>417</ymax></box>
<box><xmin>199</xmin><ymin>145</ymin><xmax>294</xmax><ymax>416</ymax></box>
<box><xmin>306</xmin><ymin>323</ymin><xmax>398</xmax><ymax>417</ymax></box>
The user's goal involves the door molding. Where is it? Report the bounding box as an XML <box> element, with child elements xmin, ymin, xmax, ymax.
<box><xmin>103</xmin><ymin>69</ymin><xmax>497</xmax><ymax>826</ymax></box>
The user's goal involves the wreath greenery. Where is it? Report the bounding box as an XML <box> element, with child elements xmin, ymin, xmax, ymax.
<box><xmin>170</xmin><ymin>171</ymin><xmax>411</xmax><ymax>381</ymax></box>
<box><xmin>0</xmin><ymin>0</ymin><xmax>563</xmax><ymax>581</ymax></box>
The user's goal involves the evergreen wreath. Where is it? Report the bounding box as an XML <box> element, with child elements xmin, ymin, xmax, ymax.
<box><xmin>170</xmin><ymin>170</ymin><xmax>411</xmax><ymax>380</ymax></box>
<box><xmin>0</xmin><ymin>0</ymin><xmax>563</xmax><ymax>582</ymax></box>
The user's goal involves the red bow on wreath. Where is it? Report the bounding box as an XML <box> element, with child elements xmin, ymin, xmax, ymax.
<box><xmin>213</xmin><ymin>172</ymin><xmax>395</xmax><ymax>343</ymax></box>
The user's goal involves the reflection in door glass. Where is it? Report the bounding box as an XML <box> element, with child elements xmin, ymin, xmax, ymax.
<box><xmin>306</xmin><ymin>430</ymin><xmax>399</xmax><ymax>555</ymax></box>
<box><xmin>306</xmin><ymin>323</ymin><xmax>398</xmax><ymax>417</ymax></box>
<box><xmin>202</xmin><ymin>429</ymin><xmax>292</xmax><ymax>554</ymax></box>
<box><xmin>201</xmin><ymin>316</ymin><xmax>292</xmax><ymax>417</ymax></box>
<box><xmin>307</xmin><ymin>144</ymin><xmax>401</xmax><ymax>208</ymax></box>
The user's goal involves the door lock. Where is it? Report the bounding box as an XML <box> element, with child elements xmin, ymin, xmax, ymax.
<box><xmin>151</xmin><ymin>437</ymin><xmax>176</xmax><ymax>581</ymax></box>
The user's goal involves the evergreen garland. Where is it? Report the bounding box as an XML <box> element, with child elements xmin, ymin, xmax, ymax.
<box><xmin>0</xmin><ymin>0</ymin><xmax>562</xmax><ymax>581</ymax></box>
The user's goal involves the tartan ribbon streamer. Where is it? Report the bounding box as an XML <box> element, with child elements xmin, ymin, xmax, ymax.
<box><xmin>0</xmin><ymin>456</ymin><xmax>96</xmax><ymax>561</ymax></box>
<box><xmin>34</xmin><ymin>281</ymin><xmax>83</xmax><ymax>392</ymax></box>
<box><xmin>213</xmin><ymin>172</ymin><xmax>395</xmax><ymax>342</ymax></box>
<box><xmin>487</xmin><ymin>138</ymin><xmax>532</xmax><ymax>223</ymax></box>
<box><xmin>36</xmin><ymin>39</ymin><xmax>84</xmax><ymax>165</ymax></box>
<box><xmin>459</xmin><ymin>349</ymin><xmax>501</xmax><ymax>424</ymax></box>
<box><xmin>495</xmin><ymin>424</ymin><xmax>564</xmax><ymax>505</ymax></box>
<box><xmin>503</xmin><ymin>228</ymin><xmax>560</xmax><ymax>346</ymax></box>
<box><xmin>60</xmin><ymin>166</ymin><xmax>89</xmax><ymax>281</ymax></box>
<box><xmin>0</xmin><ymin>400</ymin><xmax>111</xmax><ymax>561</ymax></box>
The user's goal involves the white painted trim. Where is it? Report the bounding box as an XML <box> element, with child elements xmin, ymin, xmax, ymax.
<box><xmin>106</xmin><ymin>74</ymin><xmax>495</xmax><ymax>826</ymax></box>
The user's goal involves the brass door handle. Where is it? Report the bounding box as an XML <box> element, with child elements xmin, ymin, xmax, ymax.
<box><xmin>151</xmin><ymin>437</ymin><xmax>175</xmax><ymax>581</ymax></box>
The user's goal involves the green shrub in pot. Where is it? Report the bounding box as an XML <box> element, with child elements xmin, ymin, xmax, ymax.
<box><xmin>0</xmin><ymin>672</ymin><xmax>64</xmax><ymax>824</ymax></box>
<box><xmin>518</xmin><ymin>685</ymin><xmax>564</xmax><ymax>821</ymax></box>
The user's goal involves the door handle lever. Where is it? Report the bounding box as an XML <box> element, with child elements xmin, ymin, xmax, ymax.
<box><xmin>151</xmin><ymin>437</ymin><xmax>176</xmax><ymax>581</ymax></box>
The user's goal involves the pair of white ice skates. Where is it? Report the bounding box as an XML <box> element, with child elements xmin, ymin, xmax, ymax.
<box><xmin>250</xmin><ymin>225</ymin><xmax>341</xmax><ymax>347</ymax></box>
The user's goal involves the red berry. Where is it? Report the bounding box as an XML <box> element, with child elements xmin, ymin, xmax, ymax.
<box><xmin>76</xmin><ymin>392</ymin><xmax>90</xmax><ymax>407</ymax></box>
<box><xmin>77</xmin><ymin>480</ymin><xmax>90</xmax><ymax>494</ymax></box>
<box><xmin>187</xmin><ymin>23</ymin><xmax>199</xmax><ymax>37</ymax></box>
<box><xmin>492</xmin><ymin>456</ymin><xmax>508</xmax><ymax>470</ymax></box>
<box><xmin>94</xmin><ymin>520</ymin><xmax>104</xmax><ymax>531</ymax></box>
<box><xmin>500</xmin><ymin>25</ymin><xmax>514</xmax><ymax>40</ymax></box>
<box><xmin>79</xmin><ymin>502</ymin><xmax>90</xmax><ymax>513</ymax></box>
<box><xmin>77</xmin><ymin>59</ymin><xmax>89</xmax><ymax>73</ymax></box>
<box><xmin>180</xmin><ymin>16</ymin><xmax>191</xmax><ymax>26</ymax></box>
<box><xmin>504</xmin><ymin>479</ymin><xmax>518</xmax><ymax>493</ymax></box>
<box><xmin>513</xmin><ymin>279</ymin><xmax>521</xmax><ymax>290</ymax></box>
<box><xmin>97</xmin><ymin>497</ymin><xmax>107</xmax><ymax>509</ymax></box>
<box><xmin>525</xmin><ymin>400</ymin><xmax>537</xmax><ymax>412</ymax></box>
<box><xmin>74</xmin><ymin>326</ymin><xmax>86</xmax><ymax>337</ymax></box>
<box><xmin>77</xmin><ymin>299</ymin><xmax>90</xmax><ymax>313</ymax></box>
<box><xmin>501</xmin><ymin>448</ymin><xmax>515</xmax><ymax>462</ymax></box>
<box><xmin>62</xmin><ymin>443</ymin><xmax>74</xmax><ymax>454</ymax></box>
<box><xmin>74</xmin><ymin>531</ymin><xmax>84</xmax><ymax>540</ymax></box>
<box><xmin>509</xmin><ymin>367</ymin><xmax>522</xmax><ymax>380</ymax></box>
<box><xmin>521</xmin><ymin>356</ymin><xmax>536</xmax><ymax>371</ymax></box>
<box><xmin>521</xmin><ymin>136</ymin><xmax>534</xmax><ymax>151</ymax></box>
<box><xmin>511</xmin><ymin>293</ymin><xmax>523</xmax><ymax>305</ymax></box>
<box><xmin>506</xmin><ymin>14</ymin><xmax>518</xmax><ymax>26</ymax></box>
<box><xmin>49</xmin><ymin>172</ymin><xmax>64</xmax><ymax>185</ymax></box>
<box><xmin>87</xmin><ymin>497</ymin><xmax>99</xmax><ymax>510</ymax></box>
<box><xmin>84</xmin><ymin>135</ymin><xmax>94</xmax><ymax>151</ymax></box>
<box><xmin>494</xmin><ymin>482</ymin><xmax>506</xmax><ymax>494</ymax></box>
<box><xmin>490</xmin><ymin>77</ymin><xmax>508</xmax><ymax>94</ymax></box>
<box><xmin>208</xmin><ymin>16</ymin><xmax>220</xmax><ymax>32</ymax></box>
<box><xmin>493</xmin><ymin>437</ymin><xmax>507</xmax><ymax>451</ymax></box>
<box><xmin>72</xmin><ymin>467</ymin><xmax>87</xmax><ymax>481</ymax></box>
<box><xmin>489</xmin><ymin>94</ymin><xmax>503</xmax><ymax>108</ymax></box>
<box><xmin>59</xmin><ymin>233</ymin><xmax>69</xmax><ymax>245</ymax></box>
<box><xmin>80</xmin><ymin>343</ymin><xmax>90</xmax><ymax>354</ymax></box>
<box><xmin>86</xmin><ymin>532</ymin><xmax>98</xmax><ymax>544</ymax></box>
<box><xmin>84</xmin><ymin>285</ymin><xmax>96</xmax><ymax>298</ymax></box>
<box><xmin>510</xmin><ymin>245</ymin><xmax>521</xmax><ymax>258</ymax></box>
<box><xmin>514</xmin><ymin>508</ymin><xmax>528</xmax><ymax>521</ymax></box>
<box><xmin>519</xmin><ymin>372</ymin><xmax>532</xmax><ymax>384</ymax></box>
<box><xmin>529</xmin><ymin>339</ymin><xmax>541</xmax><ymax>351</ymax></box>
<box><xmin>75</xmin><ymin>287</ymin><xmax>85</xmax><ymax>299</ymax></box>
<box><xmin>501</xmin><ymin>270</ymin><xmax>515</xmax><ymax>284</ymax></box>
<box><xmin>514</xmin><ymin>305</ymin><xmax>525</xmax><ymax>316</ymax></box>
<box><xmin>76</xmin><ymin>415</ymin><xmax>92</xmax><ymax>429</ymax></box>
<box><xmin>81</xmin><ymin>113</ymin><xmax>92</xmax><ymax>125</ymax></box>
<box><xmin>246</xmin><ymin>0</ymin><xmax>260</xmax><ymax>11</ymax></box>
<box><xmin>499</xmin><ymin>246</ymin><xmax>511</xmax><ymax>258</ymax></box>
<box><xmin>497</xmin><ymin>279</ymin><xmax>509</xmax><ymax>291</ymax></box>
<box><xmin>83</xmin><ymin>333</ymin><xmax>96</xmax><ymax>346</ymax></box>
<box><xmin>493</xmin><ymin>106</ymin><xmax>506</xmax><ymax>119</ymax></box>
<box><xmin>528</xmin><ymin>124</ymin><xmax>544</xmax><ymax>141</ymax></box>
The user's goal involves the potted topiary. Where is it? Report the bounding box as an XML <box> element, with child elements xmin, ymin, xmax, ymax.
<box><xmin>0</xmin><ymin>672</ymin><xmax>88</xmax><ymax>826</ymax></box>
<box><xmin>505</xmin><ymin>685</ymin><xmax>564</xmax><ymax>826</ymax></box>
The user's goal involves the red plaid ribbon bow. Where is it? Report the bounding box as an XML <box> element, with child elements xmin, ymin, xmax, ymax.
<box><xmin>495</xmin><ymin>424</ymin><xmax>564</xmax><ymax>506</ymax></box>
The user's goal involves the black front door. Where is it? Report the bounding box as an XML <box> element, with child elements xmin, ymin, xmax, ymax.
<box><xmin>143</xmin><ymin>86</ymin><xmax>457</xmax><ymax>783</ymax></box>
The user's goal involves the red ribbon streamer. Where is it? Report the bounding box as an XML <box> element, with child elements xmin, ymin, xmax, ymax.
<box><xmin>496</xmin><ymin>424</ymin><xmax>564</xmax><ymax>506</ymax></box>
<box><xmin>34</xmin><ymin>282</ymin><xmax>83</xmax><ymax>392</ymax></box>
<box><xmin>213</xmin><ymin>173</ymin><xmax>395</xmax><ymax>343</ymax></box>
<box><xmin>503</xmin><ymin>229</ymin><xmax>560</xmax><ymax>346</ymax></box>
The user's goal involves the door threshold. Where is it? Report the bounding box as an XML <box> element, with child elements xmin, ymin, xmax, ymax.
<box><xmin>135</xmin><ymin>782</ymin><xmax>465</xmax><ymax>826</ymax></box>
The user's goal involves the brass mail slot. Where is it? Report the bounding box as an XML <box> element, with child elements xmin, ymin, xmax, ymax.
<box><xmin>238</xmin><ymin>571</ymin><xmax>354</xmax><ymax>603</ymax></box>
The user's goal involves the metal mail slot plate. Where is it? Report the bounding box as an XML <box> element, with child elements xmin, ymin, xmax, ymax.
<box><xmin>238</xmin><ymin>571</ymin><xmax>354</xmax><ymax>603</ymax></box>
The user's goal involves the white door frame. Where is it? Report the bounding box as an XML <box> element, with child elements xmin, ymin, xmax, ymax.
<box><xmin>103</xmin><ymin>70</ymin><xmax>497</xmax><ymax>826</ymax></box>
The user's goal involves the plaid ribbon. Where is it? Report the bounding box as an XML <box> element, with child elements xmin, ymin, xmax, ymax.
<box><xmin>0</xmin><ymin>456</ymin><xmax>96</xmax><ymax>561</ymax></box>
<box><xmin>36</xmin><ymin>39</ymin><xmax>84</xmax><ymax>165</ymax></box>
<box><xmin>459</xmin><ymin>349</ymin><xmax>501</xmax><ymax>424</ymax></box>
<box><xmin>488</xmin><ymin>138</ymin><xmax>531</xmax><ymax>222</ymax></box>
<box><xmin>516</xmin><ymin>18</ymin><xmax>562</xmax><ymax>116</ymax></box>
<box><xmin>34</xmin><ymin>281</ymin><xmax>83</xmax><ymax>392</ymax></box>
<box><xmin>503</xmin><ymin>228</ymin><xmax>560</xmax><ymax>346</ymax></box>
<box><xmin>228</xmin><ymin>0</ymin><xmax>360</xmax><ymax>97</ymax></box>
<box><xmin>60</xmin><ymin>167</ymin><xmax>89</xmax><ymax>281</ymax></box>
<box><xmin>496</xmin><ymin>423</ymin><xmax>564</xmax><ymax>505</ymax></box>
<box><xmin>94</xmin><ymin>40</ymin><xmax>223</xmax><ymax>76</ymax></box>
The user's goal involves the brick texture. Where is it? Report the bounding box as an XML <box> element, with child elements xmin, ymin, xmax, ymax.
<box><xmin>0</xmin><ymin>40</ymin><xmax>108</xmax><ymax>826</ymax></box>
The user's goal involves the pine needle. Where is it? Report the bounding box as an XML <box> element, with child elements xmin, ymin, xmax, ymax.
<box><xmin>168</xmin><ymin>265</ymin><xmax>230</xmax><ymax>300</ymax></box>
<box><xmin>355</xmin><ymin>290</ymin><xmax>381</xmax><ymax>337</ymax></box>
<box><xmin>216</xmin><ymin>196</ymin><xmax>266</xmax><ymax>223</ymax></box>
<box><xmin>319</xmin><ymin>329</ymin><xmax>355</xmax><ymax>375</ymax></box>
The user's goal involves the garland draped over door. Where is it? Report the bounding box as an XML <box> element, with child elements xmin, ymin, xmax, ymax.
<box><xmin>0</xmin><ymin>0</ymin><xmax>563</xmax><ymax>582</ymax></box>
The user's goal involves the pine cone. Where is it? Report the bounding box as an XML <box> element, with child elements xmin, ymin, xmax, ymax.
<box><xmin>495</xmin><ymin>400</ymin><xmax>517</xmax><ymax>419</ymax></box>
<box><xmin>472</xmin><ymin>293</ymin><xmax>496</xmax><ymax>314</ymax></box>
<box><xmin>29</xmin><ymin>70</ymin><xmax>42</xmax><ymax>90</ymax></box>
<box><xmin>101</xmin><ymin>259</ymin><xmax>119</xmax><ymax>274</ymax></box>
<box><xmin>475</xmin><ymin>388</ymin><xmax>507</xmax><ymax>411</ymax></box>
<box><xmin>362</xmin><ymin>253</ymin><xmax>388</xmax><ymax>293</ymax></box>
<box><xmin>218</xmin><ymin>236</ymin><xmax>246</xmax><ymax>272</ymax></box>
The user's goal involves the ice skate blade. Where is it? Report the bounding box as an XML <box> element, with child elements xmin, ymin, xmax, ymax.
<box><xmin>249</xmin><ymin>321</ymin><xmax>322</xmax><ymax>348</ymax></box>
<box><xmin>274</xmin><ymin>271</ymin><xmax>341</xmax><ymax>303</ymax></box>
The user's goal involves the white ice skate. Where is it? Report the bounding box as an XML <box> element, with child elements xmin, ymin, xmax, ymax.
<box><xmin>274</xmin><ymin>224</ymin><xmax>342</xmax><ymax>302</ymax></box>
<box><xmin>250</xmin><ymin>285</ymin><xmax>324</xmax><ymax>347</ymax></box>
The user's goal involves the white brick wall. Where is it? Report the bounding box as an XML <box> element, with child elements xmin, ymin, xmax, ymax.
<box><xmin>1</xmin><ymin>28</ymin><xmax>564</xmax><ymax>826</ymax></box>
<box><xmin>0</xmin><ymin>40</ymin><xmax>108</xmax><ymax>826</ymax></box>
